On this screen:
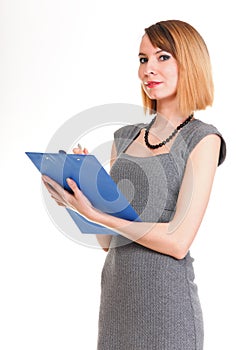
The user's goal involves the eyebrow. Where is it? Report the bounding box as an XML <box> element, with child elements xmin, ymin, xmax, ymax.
<box><xmin>138</xmin><ymin>49</ymin><xmax>163</xmax><ymax>56</ymax></box>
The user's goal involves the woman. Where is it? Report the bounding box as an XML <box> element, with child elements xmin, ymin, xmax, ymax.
<box><xmin>43</xmin><ymin>20</ymin><xmax>226</xmax><ymax>349</ymax></box>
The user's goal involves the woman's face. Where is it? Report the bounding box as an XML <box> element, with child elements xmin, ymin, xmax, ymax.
<box><xmin>138</xmin><ymin>34</ymin><xmax>178</xmax><ymax>104</ymax></box>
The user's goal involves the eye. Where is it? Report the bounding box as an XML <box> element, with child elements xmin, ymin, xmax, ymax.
<box><xmin>139</xmin><ymin>57</ymin><xmax>148</xmax><ymax>64</ymax></box>
<box><xmin>159</xmin><ymin>54</ymin><xmax>171</xmax><ymax>61</ymax></box>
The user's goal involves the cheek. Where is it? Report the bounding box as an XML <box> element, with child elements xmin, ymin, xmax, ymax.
<box><xmin>173</xmin><ymin>70</ymin><xmax>179</xmax><ymax>88</ymax></box>
<box><xmin>171</xmin><ymin>63</ymin><xmax>179</xmax><ymax>84</ymax></box>
<box><xmin>165</xmin><ymin>64</ymin><xmax>178</xmax><ymax>86</ymax></box>
<box><xmin>138</xmin><ymin>65</ymin><xmax>144</xmax><ymax>80</ymax></box>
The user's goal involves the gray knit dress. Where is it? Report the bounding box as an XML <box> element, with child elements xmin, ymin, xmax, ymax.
<box><xmin>97</xmin><ymin>118</ymin><xmax>226</xmax><ymax>350</ymax></box>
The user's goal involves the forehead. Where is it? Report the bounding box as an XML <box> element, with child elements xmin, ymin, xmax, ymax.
<box><xmin>139</xmin><ymin>34</ymin><xmax>162</xmax><ymax>53</ymax></box>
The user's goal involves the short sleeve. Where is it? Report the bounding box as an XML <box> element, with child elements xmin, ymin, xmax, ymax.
<box><xmin>186</xmin><ymin>123</ymin><xmax>226</xmax><ymax>166</ymax></box>
<box><xmin>113</xmin><ymin>123</ymin><xmax>146</xmax><ymax>156</ymax></box>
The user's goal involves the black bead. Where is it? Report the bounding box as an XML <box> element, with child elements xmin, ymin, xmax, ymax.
<box><xmin>144</xmin><ymin>113</ymin><xmax>193</xmax><ymax>150</ymax></box>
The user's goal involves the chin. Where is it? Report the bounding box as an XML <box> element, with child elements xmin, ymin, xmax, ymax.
<box><xmin>146</xmin><ymin>92</ymin><xmax>164</xmax><ymax>100</ymax></box>
<box><xmin>145</xmin><ymin>90</ymin><xmax>177</xmax><ymax>102</ymax></box>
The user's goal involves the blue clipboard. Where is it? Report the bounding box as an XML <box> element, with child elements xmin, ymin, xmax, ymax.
<box><xmin>26</xmin><ymin>152</ymin><xmax>141</xmax><ymax>235</ymax></box>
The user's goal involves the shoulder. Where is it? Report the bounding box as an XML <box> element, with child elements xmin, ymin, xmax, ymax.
<box><xmin>113</xmin><ymin>123</ymin><xmax>146</xmax><ymax>156</ymax></box>
<box><xmin>187</xmin><ymin>118</ymin><xmax>221</xmax><ymax>135</ymax></box>
<box><xmin>114</xmin><ymin>123</ymin><xmax>146</xmax><ymax>140</ymax></box>
<box><xmin>182</xmin><ymin>118</ymin><xmax>226</xmax><ymax>166</ymax></box>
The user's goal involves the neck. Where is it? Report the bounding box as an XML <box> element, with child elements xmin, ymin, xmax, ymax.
<box><xmin>155</xmin><ymin>101</ymin><xmax>191</xmax><ymax>128</ymax></box>
<box><xmin>157</xmin><ymin>96</ymin><xmax>188</xmax><ymax>124</ymax></box>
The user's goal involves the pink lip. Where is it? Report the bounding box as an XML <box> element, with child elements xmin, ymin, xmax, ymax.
<box><xmin>145</xmin><ymin>81</ymin><xmax>163</xmax><ymax>88</ymax></box>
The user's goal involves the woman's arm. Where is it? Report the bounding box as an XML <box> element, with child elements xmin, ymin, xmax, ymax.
<box><xmin>91</xmin><ymin>134</ymin><xmax>221</xmax><ymax>258</ymax></box>
<box><xmin>43</xmin><ymin>134</ymin><xmax>221</xmax><ymax>259</ymax></box>
<box><xmin>72</xmin><ymin>144</ymin><xmax>113</xmax><ymax>252</ymax></box>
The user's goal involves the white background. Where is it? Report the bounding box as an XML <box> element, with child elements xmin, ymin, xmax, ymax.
<box><xmin>0</xmin><ymin>0</ymin><xmax>235</xmax><ymax>349</ymax></box>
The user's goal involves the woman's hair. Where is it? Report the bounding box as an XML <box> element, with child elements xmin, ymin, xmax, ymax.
<box><xmin>141</xmin><ymin>20</ymin><xmax>214</xmax><ymax>116</ymax></box>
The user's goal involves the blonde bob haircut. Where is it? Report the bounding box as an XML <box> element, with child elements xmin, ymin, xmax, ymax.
<box><xmin>142</xmin><ymin>20</ymin><xmax>214</xmax><ymax>116</ymax></box>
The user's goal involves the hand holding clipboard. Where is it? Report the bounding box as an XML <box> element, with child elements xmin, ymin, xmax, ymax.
<box><xmin>26</xmin><ymin>148</ymin><xmax>141</xmax><ymax>235</ymax></box>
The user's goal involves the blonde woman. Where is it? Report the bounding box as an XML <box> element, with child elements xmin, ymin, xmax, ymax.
<box><xmin>43</xmin><ymin>20</ymin><xmax>226</xmax><ymax>349</ymax></box>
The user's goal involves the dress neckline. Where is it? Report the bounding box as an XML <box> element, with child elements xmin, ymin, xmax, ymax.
<box><xmin>122</xmin><ymin>118</ymin><xmax>198</xmax><ymax>159</ymax></box>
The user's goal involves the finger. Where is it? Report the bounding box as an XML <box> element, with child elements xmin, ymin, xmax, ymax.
<box><xmin>72</xmin><ymin>146</ymin><xmax>89</xmax><ymax>154</ymax></box>
<box><xmin>43</xmin><ymin>180</ymin><xmax>60</xmax><ymax>199</ymax></box>
<box><xmin>46</xmin><ymin>183</ymin><xmax>71</xmax><ymax>208</ymax></box>
<box><xmin>56</xmin><ymin>202</ymin><xmax>66</xmax><ymax>207</ymax></box>
<box><xmin>66</xmin><ymin>178</ymin><xmax>92</xmax><ymax>209</ymax></box>
<box><xmin>72</xmin><ymin>147</ymin><xmax>84</xmax><ymax>154</ymax></box>
<box><xmin>42</xmin><ymin>178</ymin><xmax>57</xmax><ymax>194</ymax></box>
<box><xmin>42</xmin><ymin>175</ymin><xmax>67</xmax><ymax>199</ymax></box>
<box><xmin>50</xmin><ymin>191</ymin><xmax>64</xmax><ymax>202</ymax></box>
<box><xmin>42</xmin><ymin>175</ymin><xmax>62</xmax><ymax>191</ymax></box>
<box><xmin>66</xmin><ymin>178</ymin><xmax>81</xmax><ymax>198</ymax></box>
<box><xmin>50</xmin><ymin>192</ymin><xmax>67</xmax><ymax>206</ymax></box>
<box><xmin>44</xmin><ymin>179</ymin><xmax>67</xmax><ymax>203</ymax></box>
<box><xmin>42</xmin><ymin>175</ymin><xmax>76</xmax><ymax>206</ymax></box>
<box><xmin>42</xmin><ymin>176</ymin><xmax>73</xmax><ymax>209</ymax></box>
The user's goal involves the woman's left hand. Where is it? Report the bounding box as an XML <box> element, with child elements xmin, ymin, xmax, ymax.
<box><xmin>42</xmin><ymin>175</ymin><xmax>95</xmax><ymax>220</ymax></box>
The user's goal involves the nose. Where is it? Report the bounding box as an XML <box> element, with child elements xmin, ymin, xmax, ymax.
<box><xmin>144</xmin><ymin>58</ymin><xmax>158</xmax><ymax>76</ymax></box>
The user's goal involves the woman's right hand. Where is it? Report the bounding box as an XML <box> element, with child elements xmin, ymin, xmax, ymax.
<box><xmin>72</xmin><ymin>143</ymin><xmax>112</xmax><ymax>252</ymax></box>
<box><xmin>72</xmin><ymin>144</ymin><xmax>89</xmax><ymax>155</ymax></box>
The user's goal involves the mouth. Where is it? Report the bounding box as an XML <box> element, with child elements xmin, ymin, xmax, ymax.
<box><xmin>144</xmin><ymin>81</ymin><xmax>163</xmax><ymax>88</ymax></box>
